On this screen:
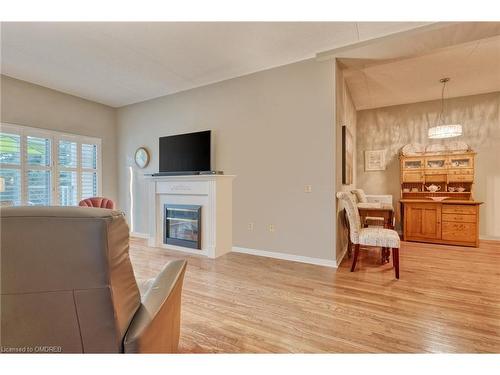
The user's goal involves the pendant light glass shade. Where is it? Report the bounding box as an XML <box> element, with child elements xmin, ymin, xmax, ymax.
<box><xmin>428</xmin><ymin>77</ymin><xmax>462</xmax><ymax>139</ymax></box>
<box><xmin>428</xmin><ymin>124</ymin><xmax>463</xmax><ymax>139</ymax></box>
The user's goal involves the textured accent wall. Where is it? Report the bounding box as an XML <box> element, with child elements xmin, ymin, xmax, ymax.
<box><xmin>356</xmin><ymin>91</ymin><xmax>500</xmax><ymax>238</ymax></box>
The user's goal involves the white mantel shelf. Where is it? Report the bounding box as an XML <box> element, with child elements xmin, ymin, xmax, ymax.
<box><xmin>146</xmin><ymin>174</ymin><xmax>235</xmax><ymax>258</ymax></box>
<box><xmin>145</xmin><ymin>174</ymin><xmax>236</xmax><ymax>181</ymax></box>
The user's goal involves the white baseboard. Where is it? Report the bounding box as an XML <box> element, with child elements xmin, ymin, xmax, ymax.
<box><xmin>232</xmin><ymin>246</ymin><xmax>337</xmax><ymax>268</ymax></box>
<box><xmin>130</xmin><ymin>232</ymin><xmax>150</xmax><ymax>239</ymax></box>
<box><xmin>479</xmin><ymin>235</ymin><xmax>500</xmax><ymax>241</ymax></box>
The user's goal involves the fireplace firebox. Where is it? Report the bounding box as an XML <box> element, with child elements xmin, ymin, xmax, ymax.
<box><xmin>164</xmin><ymin>204</ymin><xmax>201</xmax><ymax>249</ymax></box>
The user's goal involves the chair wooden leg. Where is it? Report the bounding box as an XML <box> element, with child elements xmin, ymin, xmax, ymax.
<box><xmin>347</xmin><ymin>238</ymin><xmax>352</xmax><ymax>259</ymax></box>
<box><xmin>351</xmin><ymin>244</ymin><xmax>360</xmax><ymax>272</ymax></box>
<box><xmin>381</xmin><ymin>247</ymin><xmax>390</xmax><ymax>264</ymax></box>
<box><xmin>381</xmin><ymin>247</ymin><xmax>386</xmax><ymax>264</ymax></box>
<box><xmin>393</xmin><ymin>248</ymin><xmax>400</xmax><ymax>279</ymax></box>
<box><xmin>385</xmin><ymin>248</ymin><xmax>391</xmax><ymax>263</ymax></box>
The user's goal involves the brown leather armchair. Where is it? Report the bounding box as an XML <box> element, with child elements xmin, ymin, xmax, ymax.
<box><xmin>0</xmin><ymin>206</ymin><xmax>186</xmax><ymax>353</ymax></box>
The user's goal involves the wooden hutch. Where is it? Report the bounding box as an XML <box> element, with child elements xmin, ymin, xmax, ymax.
<box><xmin>400</xmin><ymin>151</ymin><xmax>482</xmax><ymax>247</ymax></box>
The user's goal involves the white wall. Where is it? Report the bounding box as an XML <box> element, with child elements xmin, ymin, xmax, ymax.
<box><xmin>1</xmin><ymin>75</ymin><xmax>118</xmax><ymax>202</ymax></box>
<box><xmin>117</xmin><ymin>59</ymin><xmax>338</xmax><ymax>261</ymax></box>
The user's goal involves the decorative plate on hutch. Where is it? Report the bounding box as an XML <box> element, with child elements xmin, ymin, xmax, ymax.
<box><xmin>429</xmin><ymin>196</ymin><xmax>449</xmax><ymax>202</ymax></box>
<box><xmin>425</xmin><ymin>144</ymin><xmax>447</xmax><ymax>153</ymax></box>
<box><xmin>446</xmin><ymin>141</ymin><xmax>469</xmax><ymax>153</ymax></box>
<box><xmin>401</xmin><ymin>143</ymin><xmax>425</xmax><ymax>156</ymax></box>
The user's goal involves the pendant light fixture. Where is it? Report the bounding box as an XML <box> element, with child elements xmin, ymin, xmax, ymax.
<box><xmin>428</xmin><ymin>77</ymin><xmax>462</xmax><ymax>139</ymax></box>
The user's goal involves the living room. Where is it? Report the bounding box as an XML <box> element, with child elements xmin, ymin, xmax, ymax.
<box><xmin>1</xmin><ymin>1</ymin><xmax>499</xmax><ymax>373</ymax></box>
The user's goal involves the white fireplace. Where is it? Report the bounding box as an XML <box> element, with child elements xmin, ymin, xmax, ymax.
<box><xmin>145</xmin><ymin>174</ymin><xmax>235</xmax><ymax>258</ymax></box>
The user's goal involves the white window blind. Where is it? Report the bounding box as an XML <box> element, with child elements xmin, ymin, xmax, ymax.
<box><xmin>27</xmin><ymin>170</ymin><xmax>51</xmax><ymax>206</ymax></box>
<box><xmin>27</xmin><ymin>136</ymin><xmax>51</xmax><ymax>166</ymax></box>
<box><xmin>0</xmin><ymin>132</ymin><xmax>21</xmax><ymax>164</ymax></box>
<box><xmin>0</xmin><ymin>123</ymin><xmax>101</xmax><ymax>207</ymax></box>
<box><xmin>0</xmin><ymin>169</ymin><xmax>21</xmax><ymax>205</ymax></box>
<box><xmin>59</xmin><ymin>171</ymin><xmax>78</xmax><ymax>206</ymax></box>
<box><xmin>58</xmin><ymin>140</ymin><xmax>78</xmax><ymax>206</ymax></box>
<box><xmin>81</xmin><ymin>143</ymin><xmax>97</xmax><ymax>169</ymax></box>
<box><xmin>0</xmin><ymin>132</ymin><xmax>22</xmax><ymax>205</ymax></box>
<box><xmin>81</xmin><ymin>171</ymin><xmax>97</xmax><ymax>199</ymax></box>
<box><xmin>81</xmin><ymin>143</ymin><xmax>98</xmax><ymax>199</ymax></box>
<box><xmin>26</xmin><ymin>136</ymin><xmax>52</xmax><ymax>205</ymax></box>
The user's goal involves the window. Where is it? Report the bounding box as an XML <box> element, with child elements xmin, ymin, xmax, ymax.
<box><xmin>81</xmin><ymin>143</ymin><xmax>98</xmax><ymax>199</ymax></box>
<box><xmin>27</xmin><ymin>136</ymin><xmax>52</xmax><ymax>205</ymax></box>
<box><xmin>58</xmin><ymin>139</ymin><xmax>78</xmax><ymax>206</ymax></box>
<box><xmin>0</xmin><ymin>123</ymin><xmax>101</xmax><ymax>206</ymax></box>
<box><xmin>0</xmin><ymin>133</ymin><xmax>22</xmax><ymax>205</ymax></box>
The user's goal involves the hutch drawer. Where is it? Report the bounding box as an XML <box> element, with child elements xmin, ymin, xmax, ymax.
<box><xmin>442</xmin><ymin>222</ymin><xmax>477</xmax><ymax>242</ymax></box>
<box><xmin>442</xmin><ymin>213</ymin><xmax>476</xmax><ymax>223</ymax></box>
<box><xmin>448</xmin><ymin>174</ymin><xmax>473</xmax><ymax>182</ymax></box>
<box><xmin>425</xmin><ymin>169</ymin><xmax>447</xmax><ymax>175</ymax></box>
<box><xmin>402</xmin><ymin>171</ymin><xmax>424</xmax><ymax>182</ymax></box>
<box><xmin>442</xmin><ymin>205</ymin><xmax>477</xmax><ymax>215</ymax></box>
<box><xmin>448</xmin><ymin>168</ymin><xmax>474</xmax><ymax>175</ymax></box>
<box><xmin>425</xmin><ymin>174</ymin><xmax>446</xmax><ymax>182</ymax></box>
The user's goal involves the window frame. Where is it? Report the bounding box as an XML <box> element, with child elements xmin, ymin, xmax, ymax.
<box><xmin>0</xmin><ymin>122</ymin><xmax>102</xmax><ymax>206</ymax></box>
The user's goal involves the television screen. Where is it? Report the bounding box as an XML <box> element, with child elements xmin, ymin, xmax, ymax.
<box><xmin>159</xmin><ymin>130</ymin><xmax>211</xmax><ymax>172</ymax></box>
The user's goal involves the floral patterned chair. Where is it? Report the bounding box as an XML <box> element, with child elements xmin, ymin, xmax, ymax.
<box><xmin>337</xmin><ymin>191</ymin><xmax>400</xmax><ymax>279</ymax></box>
<box><xmin>79</xmin><ymin>197</ymin><xmax>115</xmax><ymax>209</ymax></box>
<box><xmin>351</xmin><ymin>188</ymin><xmax>388</xmax><ymax>228</ymax></box>
<box><xmin>351</xmin><ymin>188</ymin><xmax>368</xmax><ymax>203</ymax></box>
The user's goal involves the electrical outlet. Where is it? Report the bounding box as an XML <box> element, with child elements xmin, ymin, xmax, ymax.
<box><xmin>247</xmin><ymin>222</ymin><xmax>254</xmax><ymax>231</ymax></box>
<box><xmin>304</xmin><ymin>185</ymin><xmax>312</xmax><ymax>193</ymax></box>
<box><xmin>268</xmin><ymin>224</ymin><xmax>276</xmax><ymax>232</ymax></box>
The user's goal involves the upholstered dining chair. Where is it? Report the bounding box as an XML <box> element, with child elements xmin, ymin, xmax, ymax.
<box><xmin>351</xmin><ymin>188</ymin><xmax>368</xmax><ymax>203</ymax></box>
<box><xmin>351</xmin><ymin>188</ymin><xmax>389</xmax><ymax>228</ymax></box>
<box><xmin>79</xmin><ymin>196</ymin><xmax>115</xmax><ymax>209</ymax></box>
<box><xmin>337</xmin><ymin>191</ymin><xmax>400</xmax><ymax>279</ymax></box>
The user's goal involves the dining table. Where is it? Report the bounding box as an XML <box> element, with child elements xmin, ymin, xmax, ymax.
<box><xmin>357</xmin><ymin>202</ymin><xmax>395</xmax><ymax>229</ymax></box>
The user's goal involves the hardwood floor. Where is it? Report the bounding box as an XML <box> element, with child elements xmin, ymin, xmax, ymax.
<box><xmin>129</xmin><ymin>238</ymin><xmax>500</xmax><ymax>353</ymax></box>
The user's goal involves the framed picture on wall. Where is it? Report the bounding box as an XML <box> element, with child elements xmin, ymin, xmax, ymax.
<box><xmin>342</xmin><ymin>125</ymin><xmax>353</xmax><ymax>185</ymax></box>
<box><xmin>365</xmin><ymin>149</ymin><xmax>386</xmax><ymax>171</ymax></box>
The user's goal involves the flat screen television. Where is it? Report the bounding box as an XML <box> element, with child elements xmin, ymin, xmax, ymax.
<box><xmin>159</xmin><ymin>130</ymin><xmax>211</xmax><ymax>173</ymax></box>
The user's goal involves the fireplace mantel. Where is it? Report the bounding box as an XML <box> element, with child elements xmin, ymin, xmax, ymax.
<box><xmin>145</xmin><ymin>174</ymin><xmax>235</xmax><ymax>258</ymax></box>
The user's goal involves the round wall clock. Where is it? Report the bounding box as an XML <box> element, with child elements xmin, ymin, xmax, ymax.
<box><xmin>134</xmin><ymin>147</ymin><xmax>150</xmax><ymax>168</ymax></box>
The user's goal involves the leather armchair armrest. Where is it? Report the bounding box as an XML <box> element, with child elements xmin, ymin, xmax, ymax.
<box><xmin>123</xmin><ymin>259</ymin><xmax>187</xmax><ymax>353</ymax></box>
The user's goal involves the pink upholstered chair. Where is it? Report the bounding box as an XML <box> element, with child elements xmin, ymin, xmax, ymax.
<box><xmin>79</xmin><ymin>197</ymin><xmax>115</xmax><ymax>209</ymax></box>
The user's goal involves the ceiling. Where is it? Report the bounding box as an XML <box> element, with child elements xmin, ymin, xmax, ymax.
<box><xmin>320</xmin><ymin>22</ymin><xmax>500</xmax><ymax>61</ymax></box>
<box><xmin>0</xmin><ymin>22</ymin><xmax>430</xmax><ymax>107</ymax></box>
<box><xmin>342</xmin><ymin>35</ymin><xmax>500</xmax><ymax>110</ymax></box>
